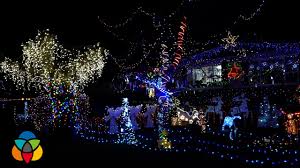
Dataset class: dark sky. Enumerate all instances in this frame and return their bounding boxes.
[0,0,299,106]
[0,0,299,57]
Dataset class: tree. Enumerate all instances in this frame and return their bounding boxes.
[257,96,271,128]
[118,98,137,144]
[1,30,108,128]
[257,96,282,128]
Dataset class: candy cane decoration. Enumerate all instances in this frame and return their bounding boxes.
[173,16,187,67]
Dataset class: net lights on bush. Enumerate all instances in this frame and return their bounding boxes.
[44,80,80,127]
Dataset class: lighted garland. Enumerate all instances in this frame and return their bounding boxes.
[98,0,186,41]
[93,0,268,75]
[98,0,265,45]
[160,44,171,88]
[233,0,266,24]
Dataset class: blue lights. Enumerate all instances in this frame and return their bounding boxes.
[76,125,300,167]
[117,98,137,144]
[179,42,300,72]
[135,76,173,96]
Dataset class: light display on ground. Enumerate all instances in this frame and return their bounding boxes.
[76,126,299,167]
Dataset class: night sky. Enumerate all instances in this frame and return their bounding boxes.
[0,0,299,108]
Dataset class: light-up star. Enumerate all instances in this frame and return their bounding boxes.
[222,31,239,49]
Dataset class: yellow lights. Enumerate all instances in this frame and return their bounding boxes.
[158,139,171,149]
[148,87,155,98]
[158,129,171,149]
[0,30,108,91]
[221,31,239,49]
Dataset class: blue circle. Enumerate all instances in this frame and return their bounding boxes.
[19,131,36,140]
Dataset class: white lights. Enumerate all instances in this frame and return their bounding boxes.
[221,31,239,49]
[1,30,108,91]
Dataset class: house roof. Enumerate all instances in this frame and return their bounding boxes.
[180,42,300,68]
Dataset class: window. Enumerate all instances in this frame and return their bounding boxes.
[194,65,222,84]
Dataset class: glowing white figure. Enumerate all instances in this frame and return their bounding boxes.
[222,115,241,140]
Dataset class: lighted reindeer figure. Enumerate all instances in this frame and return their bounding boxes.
[222,115,241,140]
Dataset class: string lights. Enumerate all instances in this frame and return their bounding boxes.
[108,41,157,71]
[233,0,266,24]
[221,31,239,49]
[160,44,171,90]
[96,0,267,72]
[1,30,108,128]
[173,16,187,67]
[117,98,137,144]
[180,42,300,69]
[1,30,108,91]
[76,125,299,167]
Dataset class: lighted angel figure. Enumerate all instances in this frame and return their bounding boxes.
[145,104,157,128]
[108,107,119,134]
[130,105,142,130]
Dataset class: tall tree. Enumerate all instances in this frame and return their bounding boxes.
[1,30,108,128]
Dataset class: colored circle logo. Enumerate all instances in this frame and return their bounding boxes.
[12,131,43,164]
